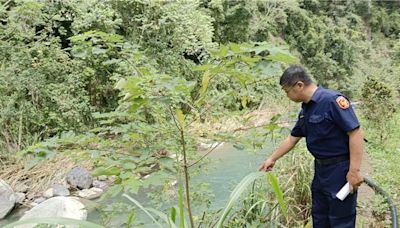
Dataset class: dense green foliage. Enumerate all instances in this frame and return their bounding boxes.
[1,0,399,227]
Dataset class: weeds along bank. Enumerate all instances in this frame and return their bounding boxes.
[360,111,400,226]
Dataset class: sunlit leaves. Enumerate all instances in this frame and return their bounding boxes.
[92,166,121,176]
[193,42,298,109]
[175,109,185,130]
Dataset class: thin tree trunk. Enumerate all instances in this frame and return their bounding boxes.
[180,129,195,228]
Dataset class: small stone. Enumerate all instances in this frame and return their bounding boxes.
[92,180,108,190]
[52,184,70,197]
[66,167,93,189]
[43,188,54,198]
[78,187,103,200]
[15,193,26,204]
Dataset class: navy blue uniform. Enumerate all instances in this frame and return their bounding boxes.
[291,87,360,228]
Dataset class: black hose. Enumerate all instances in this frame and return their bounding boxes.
[363,177,398,228]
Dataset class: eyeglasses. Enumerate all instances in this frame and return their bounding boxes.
[282,81,299,94]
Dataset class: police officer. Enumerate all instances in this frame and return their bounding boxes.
[259,65,364,227]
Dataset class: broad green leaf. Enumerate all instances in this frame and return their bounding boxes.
[240,56,261,65]
[196,72,210,105]
[103,184,123,198]
[232,72,251,86]
[128,98,147,113]
[142,171,170,188]
[3,217,104,228]
[122,162,137,170]
[124,178,141,194]
[102,59,120,65]
[171,207,177,224]
[210,46,229,58]
[91,166,120,176]
[216,172,265,228]
[92,47,107,55]
[254,61,282,76]
[229,43,242,53]
[175,109,185,130]
[246,43,272,54]
[124,78,144,98]
[71,50,87,58]
[267,172,288,220]
[266,47,298,64]
[159,157,175,171]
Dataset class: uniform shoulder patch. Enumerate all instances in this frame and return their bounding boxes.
[336,96,350,109]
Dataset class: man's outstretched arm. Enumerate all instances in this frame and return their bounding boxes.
[259,135,302,172]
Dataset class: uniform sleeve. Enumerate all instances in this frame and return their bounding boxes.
[291,111,306,137]
[329,96,360,132]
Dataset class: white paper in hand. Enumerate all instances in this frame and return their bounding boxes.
[336,182,350,201]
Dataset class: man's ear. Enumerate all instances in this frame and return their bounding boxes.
[297,81,305,89]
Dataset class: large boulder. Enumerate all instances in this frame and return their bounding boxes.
[66,167,93,189]
[0,179,16,219]
[18,196,87,228]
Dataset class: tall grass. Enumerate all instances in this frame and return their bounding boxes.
[121,172,286,227]
[222,146,313,227]
[274,146,313,226]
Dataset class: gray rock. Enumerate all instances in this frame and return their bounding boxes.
[18,196,87,228]
[15,193,26,204]
[0,179,16,219]
[53,184,70,196]
[78,187,103,200]
[92,180,108,190]
[66,167,93,189]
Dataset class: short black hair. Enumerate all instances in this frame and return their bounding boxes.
[280,65,313,87]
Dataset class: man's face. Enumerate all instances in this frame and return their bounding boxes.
[282,81,304,103]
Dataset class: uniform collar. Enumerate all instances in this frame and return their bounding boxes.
[302,86,323,108]
[310,86,323,103]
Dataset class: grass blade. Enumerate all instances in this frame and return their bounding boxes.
[267,172,288,220]
[146,208,178,228]
[216,171,265,228]
[123,193,163,228]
